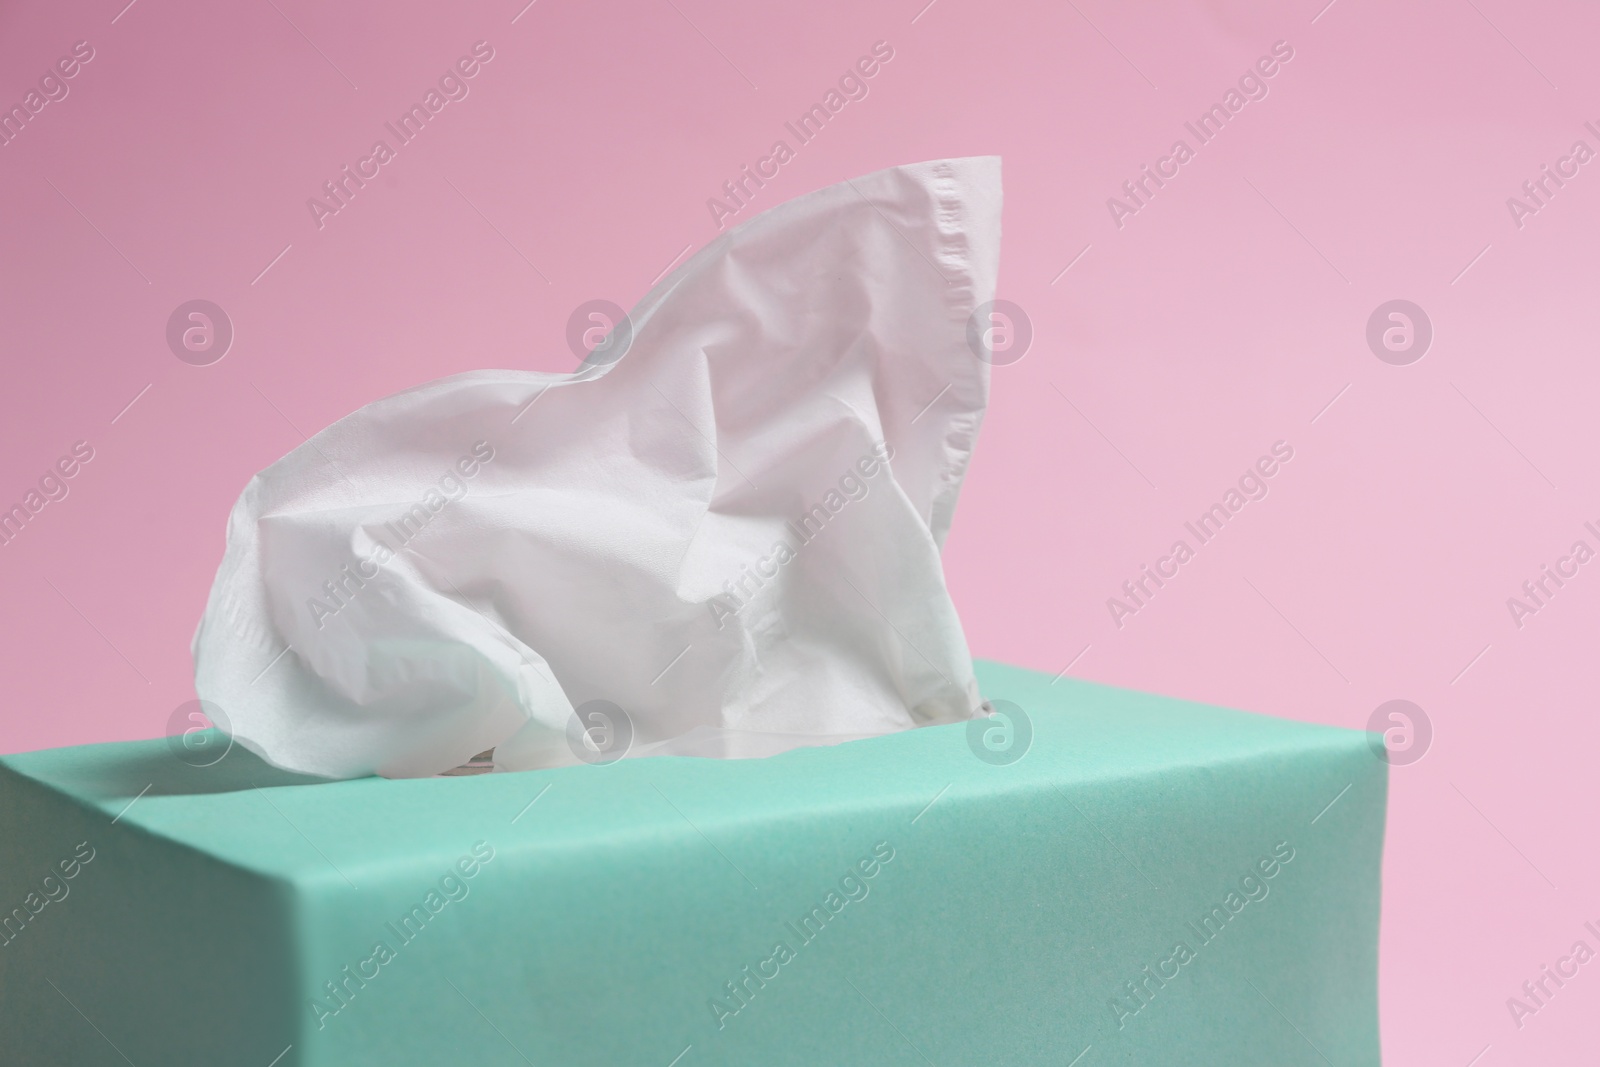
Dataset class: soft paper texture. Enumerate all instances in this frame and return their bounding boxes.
[192,157,1001,778]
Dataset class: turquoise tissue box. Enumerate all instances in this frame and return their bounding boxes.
[0,660,1385,1065]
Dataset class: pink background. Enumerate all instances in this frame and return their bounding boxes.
[2,0,1596,1060]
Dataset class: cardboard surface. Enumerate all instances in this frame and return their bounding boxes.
[0,660,1384,1065]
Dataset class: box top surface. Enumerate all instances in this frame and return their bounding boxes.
[0,661,1370,886]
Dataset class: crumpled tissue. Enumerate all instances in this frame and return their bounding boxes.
[192,155,1003,777]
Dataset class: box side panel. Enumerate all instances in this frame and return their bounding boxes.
[0,765,301,1067]
[282,718,1384,1066]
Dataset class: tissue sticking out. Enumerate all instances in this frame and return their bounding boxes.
[192,156,1004,778]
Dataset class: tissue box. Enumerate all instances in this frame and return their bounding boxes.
[0,661,1384,1066]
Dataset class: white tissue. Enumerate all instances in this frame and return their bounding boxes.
[192,156,1002,778]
